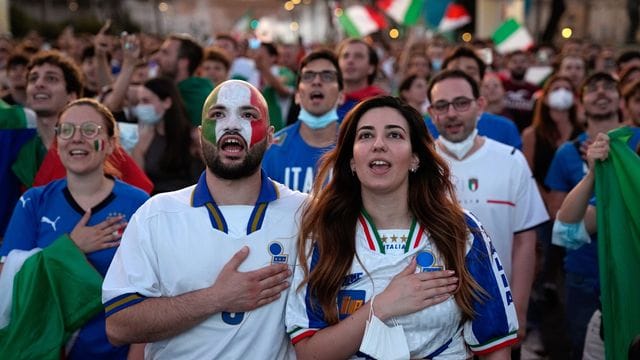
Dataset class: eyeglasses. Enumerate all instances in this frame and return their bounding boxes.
[55,122,103,140]
[430,97,475,115]
[300,70,338,84]
[583,81,617,94]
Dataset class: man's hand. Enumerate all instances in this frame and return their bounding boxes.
[208,246,291,313]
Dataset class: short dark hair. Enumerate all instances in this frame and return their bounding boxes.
[260,42,278,57]
[616,50,640,70]
[427,69,480,102]
[169,34,204,75]
[7,51,30,71]
[296,48,343,91]
[442,45,486,79]
[337,38,379,85]
[28,50,84,97]
[203,46,231,71]
[622,77,640,101]
[580,71,618,98]
[81,45,112,64]
[215,33,239,51]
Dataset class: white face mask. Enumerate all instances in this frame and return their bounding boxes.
[134,104,162,125]
[359,297,410,360]
[438,128,478,160]
[547,88,574,111]
[298,107,338,130]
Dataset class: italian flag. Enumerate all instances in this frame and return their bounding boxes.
[338,5,386,37]
[438,3,471,32]
[377,0,424,26]
[492,18,534,54]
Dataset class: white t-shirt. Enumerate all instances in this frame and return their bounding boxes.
[437,138,549,279]
[103,174,307,360]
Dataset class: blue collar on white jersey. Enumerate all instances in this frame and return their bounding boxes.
[191,170,279,234]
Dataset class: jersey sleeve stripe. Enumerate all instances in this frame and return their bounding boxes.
[469,331,519,355]
[104,292,146,317]
[290,329,318,344]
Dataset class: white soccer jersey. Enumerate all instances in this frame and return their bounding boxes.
[286,211,519,359]
[103,172,307,360]
[438,138,549,279]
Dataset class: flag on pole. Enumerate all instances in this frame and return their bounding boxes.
[338,5,387,37]
[377,0,424,26]
[492,18,534,54]
[438,3,471,32]
[594,127,640,360]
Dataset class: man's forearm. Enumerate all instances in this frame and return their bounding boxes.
[106,287,221,346]
[511,230,537,331]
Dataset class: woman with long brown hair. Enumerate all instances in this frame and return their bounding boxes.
[286,96,518,359]
[522,74,583,215]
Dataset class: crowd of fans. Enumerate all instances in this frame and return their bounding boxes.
[0,23,639,359]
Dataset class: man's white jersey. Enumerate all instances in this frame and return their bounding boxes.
[438,138,549,278]
[286,211,519,358]
[103,172,307,360]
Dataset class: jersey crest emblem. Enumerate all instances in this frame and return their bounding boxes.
[415,250,444,272]
[272,132,287,146]
[268,241,288,264]
[468,178,479,192]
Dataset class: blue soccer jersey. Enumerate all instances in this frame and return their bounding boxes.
[286,211,519,358]
[263,121,334,193]
[0,178,149,360]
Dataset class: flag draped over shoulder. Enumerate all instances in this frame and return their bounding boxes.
[594,127,640,360]
[0,235,104,359]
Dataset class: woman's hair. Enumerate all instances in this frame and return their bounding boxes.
[58,98,121,178]
[531,74,582,144]
[297,95,482,324]
[142,76,192,174]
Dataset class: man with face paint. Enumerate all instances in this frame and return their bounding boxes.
[103,80,307,359]
[262,49,343,193]
[427,70,549,348]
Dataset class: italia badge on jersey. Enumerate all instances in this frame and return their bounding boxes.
[415,250,444,272]
[268,241,288,264]
[468,178,479,192]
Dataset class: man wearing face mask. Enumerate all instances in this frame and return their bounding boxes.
[427,70,549,350]
[502,50,540,132]
[103,80,307,359]
[262,50,343,193]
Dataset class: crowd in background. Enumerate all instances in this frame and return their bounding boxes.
[1,22,639,359]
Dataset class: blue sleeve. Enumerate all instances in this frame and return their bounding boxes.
[463,214,519,354]
[0,189,40,257]
[544,144,572,192]
[424,116,440,139]
[477,113,522,150]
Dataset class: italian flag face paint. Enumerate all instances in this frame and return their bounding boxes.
[201,80,269,149]
[94,139,104,152]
